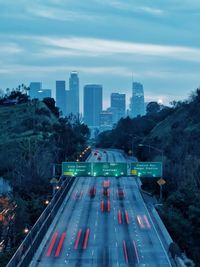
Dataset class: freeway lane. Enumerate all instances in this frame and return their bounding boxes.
[30,149,172,267]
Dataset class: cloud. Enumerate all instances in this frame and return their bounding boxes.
[36,48,98,58]
[31,36,200,62]
[0,64,132,77]
[0,43,23,55]
[95,0,164,16]
[139,6,164,15]
[27,4,99,22]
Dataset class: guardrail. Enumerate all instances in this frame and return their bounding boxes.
[6,148,91,267]
[6,176,75,267]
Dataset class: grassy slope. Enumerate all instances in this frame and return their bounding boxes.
[147,107,186,139]
[0,101,58,171]
[147,107,200,142]
[0,102,57,143]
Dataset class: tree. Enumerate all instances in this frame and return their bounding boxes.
[10,138,54,194]
[43,97,59,117]
[169,242,181,259]
[146,101,161,115]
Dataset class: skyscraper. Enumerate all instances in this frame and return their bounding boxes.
[67,71,79,115]
[29,82,52,100]
[29,82,42,99]
[110,93,126,123]
[56,81,66,116]
[100,111,113,132]
[84,84,103,127]
[130,82,145,117]
[66,90,73,115]
[37,89,51,100]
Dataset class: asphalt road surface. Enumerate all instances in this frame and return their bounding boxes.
[30,149,172,267]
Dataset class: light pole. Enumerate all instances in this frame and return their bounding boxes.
[51,163,61,196]
[128,134,143,156]
[138,143,164,167]
[138,143,164,202]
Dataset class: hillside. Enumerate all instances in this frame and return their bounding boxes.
[0,93,90,266]
[96,89,200,265]
[0,101,58,143]
[0,101,58,172]
[147,104,200,143]
[147,106,187,139]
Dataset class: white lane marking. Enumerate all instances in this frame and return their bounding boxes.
[94,234,96,241]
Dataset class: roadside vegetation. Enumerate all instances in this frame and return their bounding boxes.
[96,89,200,266]
[0,87,90,266]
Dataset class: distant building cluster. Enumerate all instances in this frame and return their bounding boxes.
[29,72,146,134]
[29,82,51,100]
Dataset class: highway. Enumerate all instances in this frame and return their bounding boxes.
[30,149,172,267]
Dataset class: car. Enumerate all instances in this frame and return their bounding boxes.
[89,186,96,198]
[97,156,101,161]
[101,200,110,212]
[103,180,110,188]
[94,152,97,156]
[103,150,106,153]
[102,187,110,197]
[117,188,125,199]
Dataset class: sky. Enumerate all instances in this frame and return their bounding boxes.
[0,0,200,111]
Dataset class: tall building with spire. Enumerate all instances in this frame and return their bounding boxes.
[130,82,145,117]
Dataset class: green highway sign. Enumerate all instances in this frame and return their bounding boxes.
[62,161,162,177]
[62,162,91,177]
[93,162,127,177]
[62,162,128,177]
[131,162,162,177]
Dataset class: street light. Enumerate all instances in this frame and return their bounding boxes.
[138,143,164,203]
[24,227,29,234]
[44,200,49,205]
[128,134,143,155]
[138,143,164,164]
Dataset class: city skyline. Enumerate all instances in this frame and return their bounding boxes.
[29,73,145,112]
[29,73,146,127]
[0,0,200,108]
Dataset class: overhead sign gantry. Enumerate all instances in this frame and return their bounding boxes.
[130,162,162,177]
[62,162,162,177]
[93,162,127,177]
[62,162,91,177]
